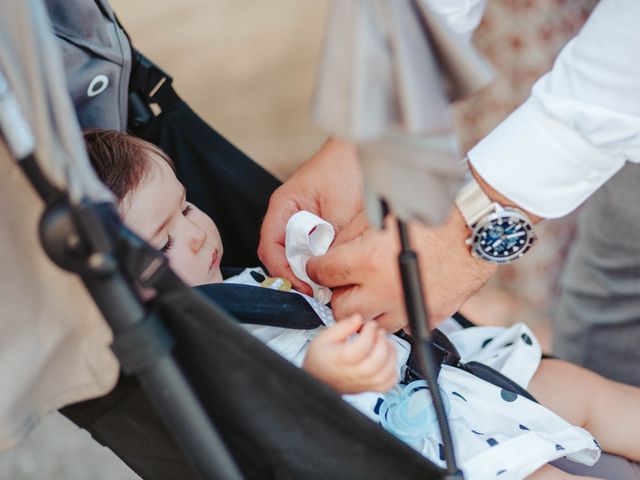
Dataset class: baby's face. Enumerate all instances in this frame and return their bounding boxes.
[122,152,224,286]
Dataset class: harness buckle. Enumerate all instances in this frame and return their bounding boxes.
[398,328,461,383]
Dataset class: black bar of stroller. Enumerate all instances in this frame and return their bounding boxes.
[0,71,243,480]
[396,220,464,480]
[75,226,244,480]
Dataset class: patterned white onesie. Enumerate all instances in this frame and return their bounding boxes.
[224,266,601,480]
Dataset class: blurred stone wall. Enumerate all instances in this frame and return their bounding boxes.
[454,0,597,348]
[112,0,330,179]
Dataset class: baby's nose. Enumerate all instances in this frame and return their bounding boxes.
[189,228,207,253]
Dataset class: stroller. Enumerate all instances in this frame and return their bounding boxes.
[1,1,633,479]
[1,0,451,479]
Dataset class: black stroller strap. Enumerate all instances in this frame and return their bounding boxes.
[128,49,182,131]
[400,328,539,403]
[400,329,462,382]
[451,311,475,329]
[196,283,326,330]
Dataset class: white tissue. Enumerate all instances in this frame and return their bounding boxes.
[285,211,335,304]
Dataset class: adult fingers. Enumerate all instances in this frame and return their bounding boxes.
[333,211,369,247]
[306,239,365,289]
[331,286,382,322]
[259,241,312,294]
[257,194,289,266]
[258,195,314,294]
[258,190,298,264]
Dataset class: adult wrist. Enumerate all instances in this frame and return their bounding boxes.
[447,207,498,276]
[409,209,496,321]
[455,168,538,265]
[468,163,542,224]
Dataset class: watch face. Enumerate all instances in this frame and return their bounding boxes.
[471,209,536,264]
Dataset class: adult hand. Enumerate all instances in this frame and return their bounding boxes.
[306,210,497,332]
[258,137,364,294]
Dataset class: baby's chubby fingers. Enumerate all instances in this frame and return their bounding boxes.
[312,314,363,346]
[340,320,379,364]
[355,329,397,378]
[369,364,399,393]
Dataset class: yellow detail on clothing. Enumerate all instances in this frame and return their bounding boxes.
[260,276,292,292]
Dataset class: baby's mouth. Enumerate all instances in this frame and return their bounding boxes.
[209,249,220,271]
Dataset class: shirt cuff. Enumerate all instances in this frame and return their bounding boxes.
[467,99,626,218]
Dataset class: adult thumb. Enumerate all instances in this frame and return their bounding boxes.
[306,239,361,288]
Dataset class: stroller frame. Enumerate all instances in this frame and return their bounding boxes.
[0,2,464,478]
[1,67,242,478]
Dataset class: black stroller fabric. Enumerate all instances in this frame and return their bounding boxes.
[156,285,442,479]
[46,0,445,477]
[133,95,281,268]
[133,88,443,479]
[57,50,445,479]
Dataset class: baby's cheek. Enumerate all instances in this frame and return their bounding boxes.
[167,252,199,287]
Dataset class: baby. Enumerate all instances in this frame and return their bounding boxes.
[84,129,640,480]
[85,128,398,394]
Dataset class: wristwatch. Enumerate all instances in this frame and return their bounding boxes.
[455,174,537,264]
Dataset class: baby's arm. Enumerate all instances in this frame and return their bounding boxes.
[303,315,398,394]
[529,358,640,463]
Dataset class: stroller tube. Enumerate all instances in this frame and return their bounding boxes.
[397,219,463,479]
[0,68,36,161]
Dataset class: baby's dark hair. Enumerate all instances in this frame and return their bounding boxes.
[83,129,175,201]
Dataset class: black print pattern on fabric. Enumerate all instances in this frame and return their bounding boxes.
[250,270,266,283]
[451,391,467,401]
[500,389,518,402]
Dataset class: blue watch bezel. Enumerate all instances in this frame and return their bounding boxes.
[468,208,537,264]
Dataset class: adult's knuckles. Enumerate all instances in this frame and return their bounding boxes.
[311,258,352,286]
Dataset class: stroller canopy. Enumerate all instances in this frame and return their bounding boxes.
[0,0,118,451]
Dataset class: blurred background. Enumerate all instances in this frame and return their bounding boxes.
[0,0,597,478]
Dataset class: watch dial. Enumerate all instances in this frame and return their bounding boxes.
[474,216,533,262]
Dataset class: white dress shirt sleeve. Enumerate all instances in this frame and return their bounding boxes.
[468,0,640,218]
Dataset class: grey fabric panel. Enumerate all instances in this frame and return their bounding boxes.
[553,304,640,386]
[554,453,640,480]
[0,0,118,451]
[553,162,640,384]
[44,0,131,131]
[0,0,114,201]
[560,162,640,302]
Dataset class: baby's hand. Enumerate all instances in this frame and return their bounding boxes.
[303,314,398,394]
